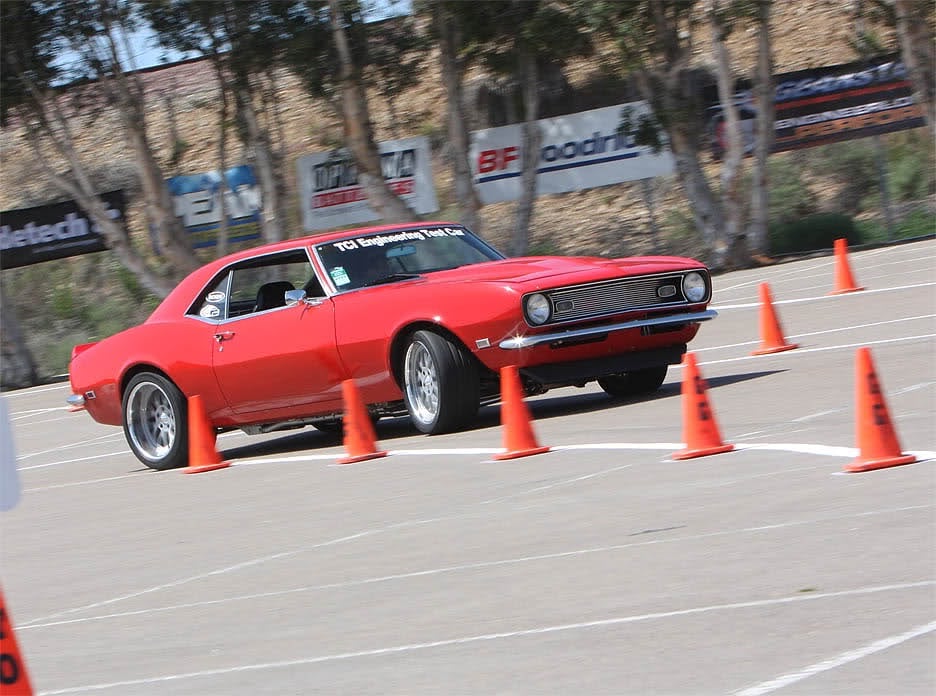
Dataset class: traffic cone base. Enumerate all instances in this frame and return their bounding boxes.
[672,443,735,460]
[183,395,230,474]
[496,365,550,460]
[672,353,733,460]
[752,282,799,356]
[845,453,916,473]
[494,445,551,461]
[844,347,917,474]
[338,379,387,465]
[752,343,799,355]
[828,286,866,295]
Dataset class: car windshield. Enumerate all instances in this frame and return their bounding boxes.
[314,225,505,291]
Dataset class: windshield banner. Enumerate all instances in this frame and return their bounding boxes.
[296,136,440,232]
[0,190,123,269]
[469,102,675,205]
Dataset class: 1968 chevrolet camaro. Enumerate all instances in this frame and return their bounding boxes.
[67,222,717,469]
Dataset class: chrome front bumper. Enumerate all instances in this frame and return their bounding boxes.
[498,309,718,350]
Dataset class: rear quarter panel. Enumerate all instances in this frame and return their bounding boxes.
[68,319,225,426]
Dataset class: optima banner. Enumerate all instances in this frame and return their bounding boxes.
[296,136,439,232]
[470,102,675,205]
[0,191,124,269]
[707,55,926,158]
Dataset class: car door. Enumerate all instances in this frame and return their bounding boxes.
[207,251,346,417]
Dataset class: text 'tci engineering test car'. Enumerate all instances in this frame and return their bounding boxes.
[67,223,717,470]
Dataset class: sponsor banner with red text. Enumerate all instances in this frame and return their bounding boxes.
[296,136,439,232]
[707,55,926,159]
[469,102,675,205]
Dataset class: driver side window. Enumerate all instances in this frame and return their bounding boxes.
[189,249,323,321]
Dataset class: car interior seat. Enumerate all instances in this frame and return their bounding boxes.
[253,280,296,312]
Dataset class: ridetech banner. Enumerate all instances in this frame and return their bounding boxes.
[0,191,124,269]
[296,136,439,232]
[469,102,676,205]
[707,55,926,158]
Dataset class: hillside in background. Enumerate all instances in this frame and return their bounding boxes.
[1,0,933,385]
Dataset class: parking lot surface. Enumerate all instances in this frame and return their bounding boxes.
[2,239,934,695]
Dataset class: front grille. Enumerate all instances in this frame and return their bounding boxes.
[545,273,693,324]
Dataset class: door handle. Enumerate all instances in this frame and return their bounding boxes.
[214,331,235,344]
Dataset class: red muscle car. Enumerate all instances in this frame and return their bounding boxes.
[67,222,717,470]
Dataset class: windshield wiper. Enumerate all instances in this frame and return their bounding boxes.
[361,273,421,287]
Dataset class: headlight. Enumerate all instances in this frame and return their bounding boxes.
[682,272,707,302]
[524,293,551,325]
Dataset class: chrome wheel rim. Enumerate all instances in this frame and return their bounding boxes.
[126,381,176,462]
[404,341,439,425]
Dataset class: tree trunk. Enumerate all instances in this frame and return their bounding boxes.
[893,0,936,141]
[512,49,541,257]
[710,1,747,269]
[0,276,39,388]
[216,86,230,259]
[234,83,285,243]
[433,3,482,235]
[328,0,416,224]
[749,0,775,258]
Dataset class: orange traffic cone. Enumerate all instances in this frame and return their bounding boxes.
[494,365,550,460]
[752,282,799,355]
[844,347,917,473]
[182,394,230,474]
[672,353,734,460]
[0,586,34,695]
[337,379,387,465]
[828,238,865,295]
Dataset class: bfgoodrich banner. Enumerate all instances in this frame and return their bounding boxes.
[0,191,124,269]
[297,136,439,232]
[470,102,675,205]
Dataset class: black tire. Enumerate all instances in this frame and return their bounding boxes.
[402,330,480,434]
[598,365,668,398]
[122,372,188,470]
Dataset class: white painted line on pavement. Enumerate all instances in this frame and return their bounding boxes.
[713,281,936,310]
[21,504,932,632]
[688,333,935,368]
[694,314,936,352]
[734,619,936,696]
[35,581,936,694]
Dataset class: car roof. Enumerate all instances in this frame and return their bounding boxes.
[149,221,462,321]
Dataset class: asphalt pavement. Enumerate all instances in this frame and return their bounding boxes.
[2,238,934,695]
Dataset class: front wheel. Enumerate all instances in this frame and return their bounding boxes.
[122,372,188,470]
[402,330,480,434]
[598,365,668,398]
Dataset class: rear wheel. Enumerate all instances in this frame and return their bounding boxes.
[598,365,668,398]
[402,330,479,434]
[122,372,188,470]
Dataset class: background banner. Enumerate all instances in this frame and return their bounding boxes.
[0,190,123,269]
[469,102,675,205]
[707,55,926,158]
[297,136,439,232]
[166,165,263,248]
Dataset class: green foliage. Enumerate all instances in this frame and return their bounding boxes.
[856,210,936,244]
[766,155,817,225]
[769,213,862,255]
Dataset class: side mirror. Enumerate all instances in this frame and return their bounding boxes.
[285,288,323,307]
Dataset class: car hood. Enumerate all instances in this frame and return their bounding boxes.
[426,256,704,287]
